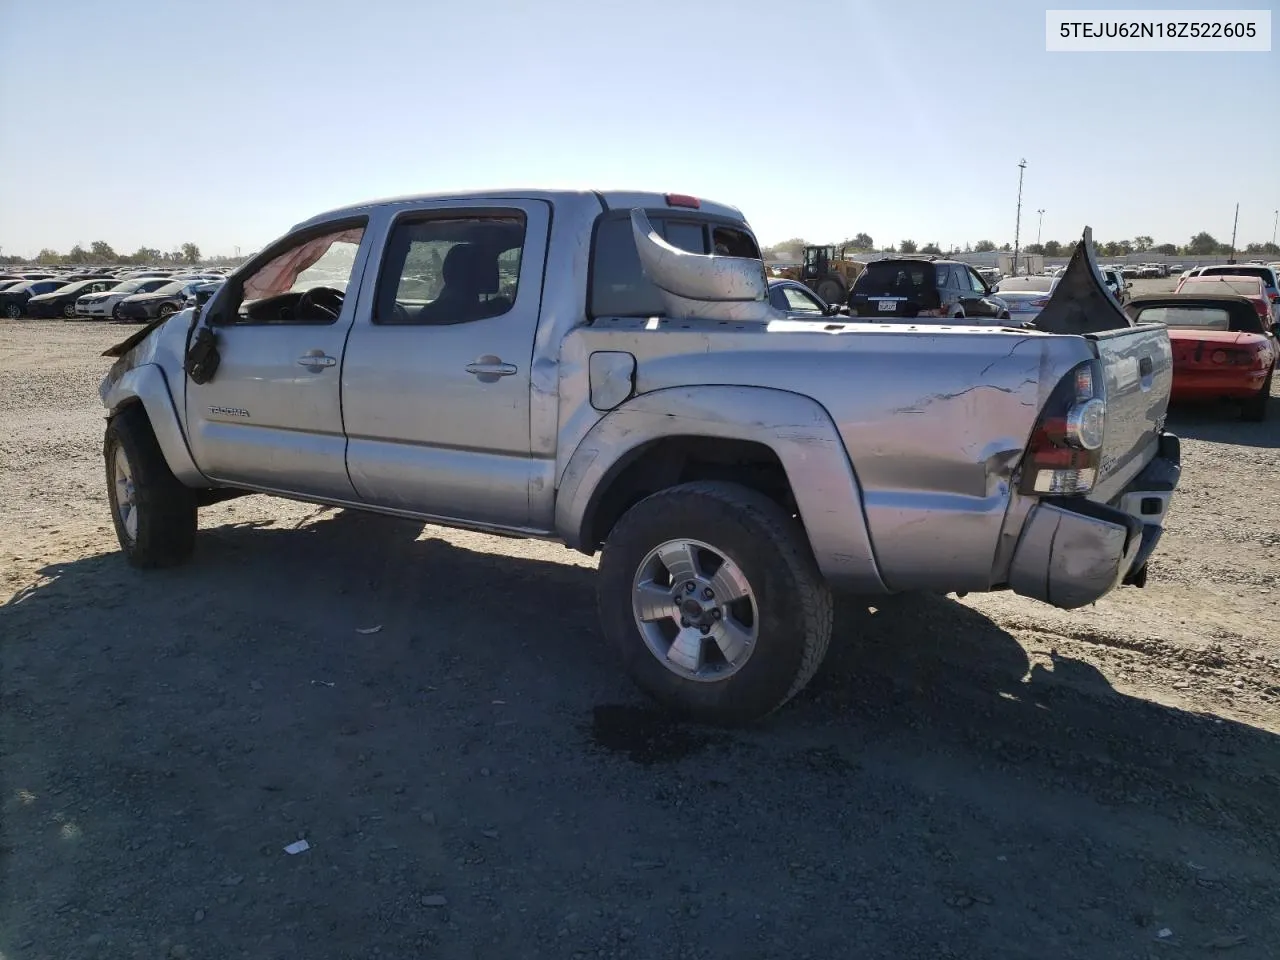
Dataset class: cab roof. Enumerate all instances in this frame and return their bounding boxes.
[294,189,746,231]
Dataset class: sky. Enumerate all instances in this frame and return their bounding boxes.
[0,0,1276,257]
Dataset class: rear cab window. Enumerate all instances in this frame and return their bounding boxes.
[588,211,761,318]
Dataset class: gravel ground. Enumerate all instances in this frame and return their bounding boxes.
[3,290,1279,960]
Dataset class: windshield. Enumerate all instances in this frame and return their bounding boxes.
[110,280,147,294]
[1180,276,1263,297]
[996,277,1055,293]
[853,262,932,297]
[150,281,186,296]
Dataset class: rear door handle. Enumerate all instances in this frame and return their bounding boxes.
[466,356,517,382]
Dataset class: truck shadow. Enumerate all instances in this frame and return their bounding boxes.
[4,507,1279,953]
[1166,400,1280,447]
[7,509,1277,817]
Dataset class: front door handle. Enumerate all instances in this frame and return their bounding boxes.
[465,355,517,383]
[297,351,337,370]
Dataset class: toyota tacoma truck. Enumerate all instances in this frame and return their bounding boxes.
[99,189,1180,724]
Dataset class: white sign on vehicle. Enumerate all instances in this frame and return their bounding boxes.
[877,300,896,311]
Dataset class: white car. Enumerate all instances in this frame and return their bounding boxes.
[76,277,175,319]
[992,275,1061,321]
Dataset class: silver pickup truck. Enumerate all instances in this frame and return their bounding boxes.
[99,189,1180,724]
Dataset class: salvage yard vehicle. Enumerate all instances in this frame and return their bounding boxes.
[99,189,1181,724]
[1183,263,1280,325]
[775,245,866,305]
[1125,294,1275,421]
[992,274,1061,323]
[77,277,175,319]
[0,278,70,317]
[113,278,219,323]
[27,277,119,318]
[766,278,842,317]
[848,257,1011,321]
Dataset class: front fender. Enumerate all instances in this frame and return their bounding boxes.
[555,385,887,593]
[102,363,206,487]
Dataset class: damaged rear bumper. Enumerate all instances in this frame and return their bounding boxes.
[1008,433,1180,609]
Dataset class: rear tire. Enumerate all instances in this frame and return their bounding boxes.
[105,406,198,568]
[597,481,833,726]
[1240,371,1272,422]
[157,303,177,320]
[62,303,76,319]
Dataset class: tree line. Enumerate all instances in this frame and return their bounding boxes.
[762,232,1280,261]
[0,240,243,267]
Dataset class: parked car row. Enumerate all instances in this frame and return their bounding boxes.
[0,269,225,321]
[766,253,1276,425]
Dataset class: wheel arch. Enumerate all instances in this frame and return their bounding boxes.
[556,385,887,593]
[103,364,206,487]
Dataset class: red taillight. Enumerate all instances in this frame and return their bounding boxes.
[1019,360,1106,496]
[664,193,700,209]
[1210,347,1252,365]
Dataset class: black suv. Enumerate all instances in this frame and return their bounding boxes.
[848,258,1009,321]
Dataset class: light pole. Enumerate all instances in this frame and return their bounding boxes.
[1272,209,1277,247]
[1036,209,1045,247]
[1012,159,1027,276]
[1229,202,1239,262]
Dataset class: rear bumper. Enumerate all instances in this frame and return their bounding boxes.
[1008,433,1180,609]
[1172,370,1269,400]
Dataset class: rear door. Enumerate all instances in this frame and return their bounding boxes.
[339,199,550,530]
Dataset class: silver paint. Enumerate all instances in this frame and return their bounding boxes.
[99,189,1178,609]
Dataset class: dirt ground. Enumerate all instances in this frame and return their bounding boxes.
[3,291,1279,959]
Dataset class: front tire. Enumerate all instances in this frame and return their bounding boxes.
[597,481,833,725]
[62,303,76,319]
[111,302,123,320]
[1240,371,1272,422]
[105,406,198,568]
[4,303,20,319]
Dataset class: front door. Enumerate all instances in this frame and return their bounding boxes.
[184,221,372,500]
[339,199,551,530]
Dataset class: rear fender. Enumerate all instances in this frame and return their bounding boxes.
[555,385,887,592]
[103,363,206,487]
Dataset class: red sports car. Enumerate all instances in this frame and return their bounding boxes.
[1125,294,1277,421]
